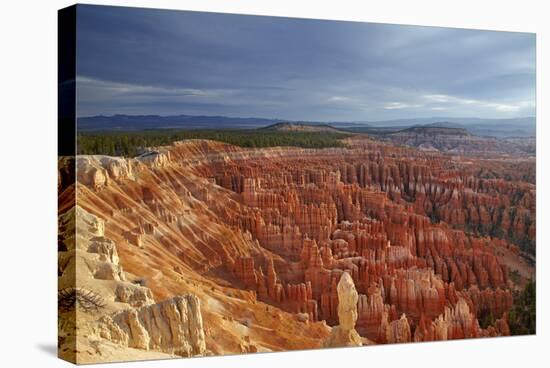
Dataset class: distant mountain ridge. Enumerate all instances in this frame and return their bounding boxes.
[78,114,535,138]
[261,122,344,133]
[78,114,281,131]
[423,121,465,129]
[374,124,535,155]
[363,117,535,138]
[397,125,471,136]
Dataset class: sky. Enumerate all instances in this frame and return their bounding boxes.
[76,5,536,121]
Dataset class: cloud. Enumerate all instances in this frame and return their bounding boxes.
[75,5,536,120]
[77,76,224,98]
[420,93,532,114]
[487,103,520,112]
[384,102,421,110]
[327,96,355,103]
[423,94,481,106]
[424,94,450,103]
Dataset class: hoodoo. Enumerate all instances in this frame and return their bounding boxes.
[325,272,363,347]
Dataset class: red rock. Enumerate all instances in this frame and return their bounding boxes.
[68,138,532,352]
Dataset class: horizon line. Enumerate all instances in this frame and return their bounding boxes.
[77,113,536,122]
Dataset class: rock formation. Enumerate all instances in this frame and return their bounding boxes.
[385,314,412,344]
[98,294,206,357]
[325,272,363,347]
[58,205,209,363]
[59,134,534,362]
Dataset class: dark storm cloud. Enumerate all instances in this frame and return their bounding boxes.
[76,5,536,120]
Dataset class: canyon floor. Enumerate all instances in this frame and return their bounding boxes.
[58,132,535,363]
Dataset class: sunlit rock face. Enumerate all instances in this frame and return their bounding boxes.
[59,136,534,362]
[325,272,363,347]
